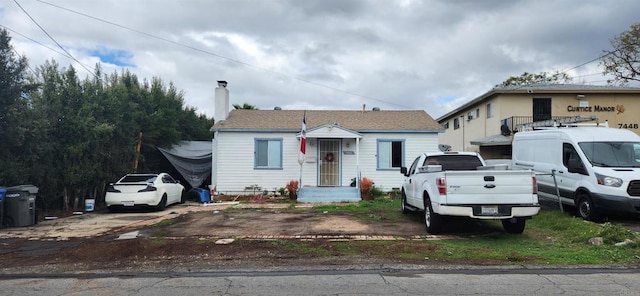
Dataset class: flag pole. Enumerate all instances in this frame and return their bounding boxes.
[298,110,307,194]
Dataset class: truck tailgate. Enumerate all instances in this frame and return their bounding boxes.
[443,170,536,205]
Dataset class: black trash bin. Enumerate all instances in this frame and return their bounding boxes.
[4,185,38,227]
[0,187,6,228]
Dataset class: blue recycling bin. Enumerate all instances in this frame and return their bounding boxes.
[0,187,6,229]
[188,188,211,203]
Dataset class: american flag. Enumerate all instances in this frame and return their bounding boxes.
[299,111,306,164]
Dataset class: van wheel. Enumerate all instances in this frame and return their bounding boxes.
[502,218,526,234]
[401,191,411,214]
[424,197,443,234]
[577,193,601,222]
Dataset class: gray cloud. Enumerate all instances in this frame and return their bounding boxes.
[2,0,639,119]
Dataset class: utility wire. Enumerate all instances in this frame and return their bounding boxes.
[2,25,72,60]
[559,53,610,73]
[1,26,39,78]
[14,0,99,80]
[2,25,118,77]
[36,0,414,110]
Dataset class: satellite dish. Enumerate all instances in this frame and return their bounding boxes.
[438,144,452,152]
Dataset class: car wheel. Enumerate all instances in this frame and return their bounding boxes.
[180,190,186,204]
[156,194,168,211]
[577,192,601,222]
[424,196,443,234]
[401,191,411,214]
[107,206,118,213]
[502,218,526,234]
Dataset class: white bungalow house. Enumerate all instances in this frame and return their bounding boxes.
[210,81,443,202]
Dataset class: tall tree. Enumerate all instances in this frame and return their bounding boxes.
[601,22,640,84]
[495,71,572,88]
[0,28,34,185]
[1,29,214,211]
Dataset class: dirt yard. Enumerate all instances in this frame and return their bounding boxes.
[3,199,637,274]
[0,200,488,273]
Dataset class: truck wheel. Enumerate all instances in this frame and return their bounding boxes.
[502,218,526,234]
[401,191,411,214]
[424,197,443,234]
[576,193,601,222]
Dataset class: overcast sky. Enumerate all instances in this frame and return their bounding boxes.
[2,0,639,119]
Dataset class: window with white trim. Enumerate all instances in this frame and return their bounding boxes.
[255,138,282,169]
[377,139,404,169]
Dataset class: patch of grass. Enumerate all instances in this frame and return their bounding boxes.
[152,218,177,227]
[527,211,639,245]
[150,238,167,247]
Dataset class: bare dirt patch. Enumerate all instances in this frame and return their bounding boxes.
[152,208,426,238]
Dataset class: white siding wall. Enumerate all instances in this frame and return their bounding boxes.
[357,133,439,191]
[214,132,303,193]
[213,131,439,193]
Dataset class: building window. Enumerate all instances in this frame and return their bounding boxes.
[486,103,494,118]
[453,118,460,130]
[443,121,449,129]
[255,138,282,169]
[377,139,404,169]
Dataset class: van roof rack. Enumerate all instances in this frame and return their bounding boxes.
[518,116,608,131]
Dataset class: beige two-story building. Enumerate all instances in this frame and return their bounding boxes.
[436,84,640,159]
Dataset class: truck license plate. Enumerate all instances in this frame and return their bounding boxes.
[123,201,134,207]
[481,206,498,215]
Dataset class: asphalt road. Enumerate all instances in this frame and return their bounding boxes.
[1,267,639,295]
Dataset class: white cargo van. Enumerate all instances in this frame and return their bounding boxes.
[512,127,640,221]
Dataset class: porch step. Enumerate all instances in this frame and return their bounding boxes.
[297,187,361,203]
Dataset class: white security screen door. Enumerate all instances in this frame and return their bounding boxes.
[318,139,340,186]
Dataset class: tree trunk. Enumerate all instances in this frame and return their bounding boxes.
[63,187,69,212]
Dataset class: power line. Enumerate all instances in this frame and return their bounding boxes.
[559,53,609,73]
[1,25,72,60]
[35,0,414,110]
[1,24,119,77]
[1,26,40,78]
[12,0,98,80]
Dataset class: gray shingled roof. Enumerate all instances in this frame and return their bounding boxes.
[212,110,443,132]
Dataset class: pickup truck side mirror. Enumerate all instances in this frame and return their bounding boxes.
[400,167,408,176]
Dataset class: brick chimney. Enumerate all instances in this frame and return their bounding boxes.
[214,81,229,123]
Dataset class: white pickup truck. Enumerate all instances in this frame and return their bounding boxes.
[400,151,540,234]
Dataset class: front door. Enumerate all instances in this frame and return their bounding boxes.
[319,139,340,186]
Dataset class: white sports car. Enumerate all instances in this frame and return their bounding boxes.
[105,173,185,212]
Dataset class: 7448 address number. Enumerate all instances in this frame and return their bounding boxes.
[618,123,639,129]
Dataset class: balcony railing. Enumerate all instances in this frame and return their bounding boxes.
[501,116,578,134]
